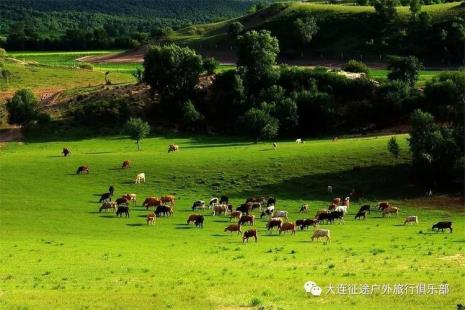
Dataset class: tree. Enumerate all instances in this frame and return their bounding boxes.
[387,56,423,87]
[409,0,422,20]
[132,68,143,84]
[202,57,219,75]
[182,99,202,125]
[343,60,370,76]
[6,89,39,125]
[143,44,203,104]
[293,17,318,56]
[228,22,244,37]
[124,118,150,151]
[0,67,12,88]
[408,109,460,182]
[237,30,280,93]
[239,108,279,142]
[387,136,400,158]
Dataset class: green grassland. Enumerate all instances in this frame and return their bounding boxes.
[0,134,463,309]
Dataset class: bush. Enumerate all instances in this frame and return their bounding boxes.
[0,48,6,57]
[239,108,279,142]
[69,98,130,126]
[202,57,219,75]
[6,89,39,125]
[343,60,370,76]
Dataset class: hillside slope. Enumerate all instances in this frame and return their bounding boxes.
[169,1,465,63]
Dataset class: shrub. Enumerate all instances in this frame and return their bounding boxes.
[6,89,39,125]
[343,60,370,76]
[69,98,130,126]
[239,108,279,142]
[387,136,400,158]
[202,57,219,75]
[78,63,94,70]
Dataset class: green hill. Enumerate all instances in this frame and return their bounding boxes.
[169,1,465,63]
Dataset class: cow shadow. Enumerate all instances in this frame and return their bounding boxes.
[126,223,143,227]
[99,215,115,219]
[83,151,112,155]
[211,234,228,237]
[87,211,100,214]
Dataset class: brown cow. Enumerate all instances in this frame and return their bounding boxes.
[99,201,117,212]
[299,204,309,213]
[161,195,175,206]
[147,213,156,225]
[212,204,228,216]
[224,224,242,234]
[378,202,390,210]
[266,218,282,232]
[143,197,162,210]
[279,222,296,235]
[332,197,342,205]
[315,209,330,217]
[238,215,255,226]
[62,148,71,157]
[230,211,242,222]
[116,197,128,205]
[122,160,130,169]
[76,165,89,174]
[187,214,203,225]
[242,229,257,243]
[299,219,319,230]
[168,144,179,153]
[382,206,399,217]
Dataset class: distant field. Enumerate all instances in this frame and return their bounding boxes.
[0,134,463,309]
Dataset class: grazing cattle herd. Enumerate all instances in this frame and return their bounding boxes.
[63,146,454,245]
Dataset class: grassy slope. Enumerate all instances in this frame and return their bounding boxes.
[0,60,135,100]
[169,2,464,45]
[0,135,463,309]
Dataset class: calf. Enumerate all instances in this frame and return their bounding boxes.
[279,222,296,235]
[116,197,128,205]
[194,216,204,228]
[147,213,156,225]
[404,216,418,225]
[358,204,371,214]
[355,210,367,220]
[332,197,342,205]
[230,211,242,222]
[168,144,179,152]
[266,218,282,232]
[242,229,257,243]
[99,192,112,203]
[238,215,255,226]
[76,165,89,174]
[224,224,242,234]
[62,148,71,157]
[135,173,145,184]
[299,204,309,213]
[312,229,330,242]
[296,138,303,143]
[122,193,137,205]
[108,185,115,196]
[267,197,276,207]
[432,221,452,233]
[299,219,319,230]
[161,195,175,206]
[122,160,130,169]
[116,205,129,217]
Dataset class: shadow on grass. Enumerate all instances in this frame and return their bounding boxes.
[99,215,115,218]
[83,151,112,155]
[126,223,143,227]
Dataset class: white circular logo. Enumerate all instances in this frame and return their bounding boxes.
[304,281,322,296]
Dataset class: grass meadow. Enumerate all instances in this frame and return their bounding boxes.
[0,134,463,309]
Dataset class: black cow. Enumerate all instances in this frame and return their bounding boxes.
[355,210,367,220]
[432,221,452,233]
[358,204,370,214]
[237,203,251,215]
[99,192,112,203]
[220,196,229,204]
[267,197,276,207]
[194,215,204,228]
[116,205,129,217]
[62,148,71,157]
[316,212,331,224]
[155,205,173,217]
[109,185,115,196]
[328,211,344,224]
[299,219,319,230]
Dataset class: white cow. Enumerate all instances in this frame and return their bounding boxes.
[296,138,303,143]
[209,197,219,209]
[404,216,418,225]
[334,205,348,214]
[135,173,145,184]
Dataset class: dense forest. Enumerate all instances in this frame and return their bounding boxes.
[0,0,264,50]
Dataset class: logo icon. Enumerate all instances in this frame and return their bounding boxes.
[304,281,322,296]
